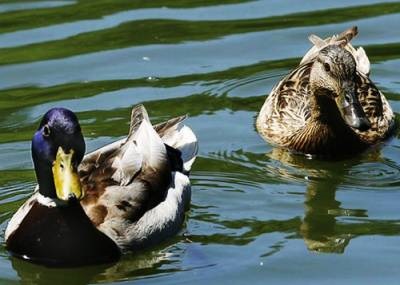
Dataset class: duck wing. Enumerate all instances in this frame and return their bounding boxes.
[79,106,197,178]
[257,62,313,145]
[154,115,198,173]
[355,72,395,143]
[79,105,171,225]
[78,105,198,249]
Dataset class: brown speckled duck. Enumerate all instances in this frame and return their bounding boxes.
[256,26,394,156]
[5,105,198,266]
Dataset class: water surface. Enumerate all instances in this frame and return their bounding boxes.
[0,1,399,284]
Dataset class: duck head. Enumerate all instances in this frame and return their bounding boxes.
[309,45,371,131]
[31,108,85,202]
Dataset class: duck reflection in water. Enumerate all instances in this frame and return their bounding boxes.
[268,148,369,254]
[10,245,176,284]
[301,179,354,253]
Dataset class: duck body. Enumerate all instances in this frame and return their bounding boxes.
[5,105,198,266]
[256,27,394,156]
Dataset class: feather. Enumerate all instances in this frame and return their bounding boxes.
[355,47,370,75]
[127,104,150,140]
[132,118,167,170]
[99,172,191,251]
[111,141,142,186]
[308,34,326,48]
[5,192,38,241]
[156,118,198,173]
[79,105,197,249]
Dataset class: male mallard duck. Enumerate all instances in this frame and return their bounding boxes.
[5,105,198,266]
[256,26,394,156]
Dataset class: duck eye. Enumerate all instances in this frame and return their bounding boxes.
[324,63,331,72]
[43,125,51,137]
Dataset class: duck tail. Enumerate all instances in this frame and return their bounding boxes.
[336,26,358,45]
[355,47,370,75]
[127,104,150,140]
[154,116,198,174]
[302,26,360,65]
[308,34,326,48]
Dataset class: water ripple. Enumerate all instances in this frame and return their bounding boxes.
[263,148,400,190]
[1,0,395,48]
[344,161,400,189]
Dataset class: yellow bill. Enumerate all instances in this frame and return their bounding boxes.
[52,147,83,201]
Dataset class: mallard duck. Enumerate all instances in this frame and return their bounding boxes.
[5,105,198,266]
[256,26,394,156]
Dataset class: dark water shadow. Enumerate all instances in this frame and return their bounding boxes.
[9,241,183,285]
[10,257,112,285]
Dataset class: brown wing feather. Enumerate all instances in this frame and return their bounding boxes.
[78,108,189,228]
[257,62,313,146]
[354,72,394,143]
[79,143,144,226]
[154,115,187,138]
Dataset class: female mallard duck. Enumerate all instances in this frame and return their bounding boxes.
[5,105,198,266]
[256,26,394,156]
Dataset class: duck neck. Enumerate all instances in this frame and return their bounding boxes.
[32,157,57,199]
[310,90,345,127]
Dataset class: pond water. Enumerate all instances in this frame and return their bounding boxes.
[0,1,399,284]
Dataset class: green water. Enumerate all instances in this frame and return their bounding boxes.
[0,1,400,284]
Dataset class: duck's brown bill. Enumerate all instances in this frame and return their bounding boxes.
[338,88,371,131]
[52,147,83,201]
